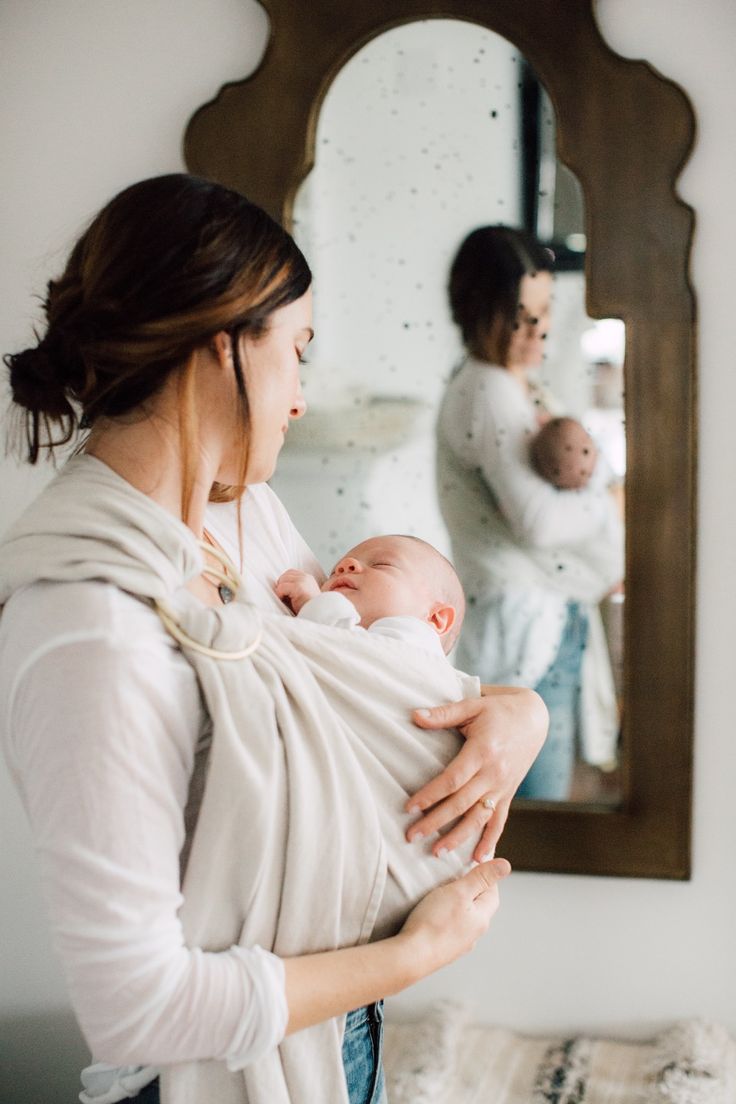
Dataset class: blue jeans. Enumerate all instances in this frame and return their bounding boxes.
[342,1001,387,1104]
[516,601,589,800]
[124,1002,387,1104]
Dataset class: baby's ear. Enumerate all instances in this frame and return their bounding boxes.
[428,603,456,639]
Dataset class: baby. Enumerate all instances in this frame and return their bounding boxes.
[530,415,598,490]
[275,534,465,658]
[274,536,485,943]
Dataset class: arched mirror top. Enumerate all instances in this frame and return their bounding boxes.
[184,0,697,878]
[185,0,695,318]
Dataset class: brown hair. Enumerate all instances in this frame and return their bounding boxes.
[5,173,311,516]
[448,225,554,366]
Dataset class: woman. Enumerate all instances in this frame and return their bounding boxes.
[0,178,545,1104]
[436,226,623,801]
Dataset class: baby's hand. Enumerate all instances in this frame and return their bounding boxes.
[274,569,321,614]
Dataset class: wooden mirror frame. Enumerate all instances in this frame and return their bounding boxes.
[184,0,697,878]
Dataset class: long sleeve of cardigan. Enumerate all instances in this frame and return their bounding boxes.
[0,579,288,1067]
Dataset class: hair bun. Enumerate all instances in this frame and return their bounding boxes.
[6,337,75,419]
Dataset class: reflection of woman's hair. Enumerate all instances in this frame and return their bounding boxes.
[5,173,311,513]
[449,225,553,366]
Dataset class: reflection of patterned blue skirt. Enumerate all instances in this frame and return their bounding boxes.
[127,1000,387,1104]
[343,1001,387,1104]
[517,601,589,801]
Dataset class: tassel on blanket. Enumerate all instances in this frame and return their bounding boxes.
[383,1001,470,1104]
[644,1019,736,1104]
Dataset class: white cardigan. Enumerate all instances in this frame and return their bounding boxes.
[0,457,476,1104]
[437,359,624,764]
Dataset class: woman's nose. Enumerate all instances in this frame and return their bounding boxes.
[335,557,361,575]
[290,380,307,420]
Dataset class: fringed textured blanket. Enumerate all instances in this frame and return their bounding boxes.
[384,1002,736,1104]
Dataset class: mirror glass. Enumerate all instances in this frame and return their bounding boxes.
[270,19,627,805]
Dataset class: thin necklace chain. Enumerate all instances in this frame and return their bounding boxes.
[200,529,240,604]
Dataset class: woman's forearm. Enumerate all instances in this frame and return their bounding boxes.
[282,932,418,1035]
[283,858,510,1035]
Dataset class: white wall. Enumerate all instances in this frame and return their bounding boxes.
[1,1,735,1098]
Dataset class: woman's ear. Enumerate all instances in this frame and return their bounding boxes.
[428,603,457,639]
[210,331,233,369]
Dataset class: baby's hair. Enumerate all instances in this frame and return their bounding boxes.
[393,534,466,654]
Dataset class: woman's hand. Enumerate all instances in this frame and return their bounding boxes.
[399,858,511,971]
[609,481,625,521]
[282,859,510,1034]
[405,687,548,862]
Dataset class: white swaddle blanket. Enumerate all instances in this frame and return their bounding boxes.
[0,456,478,1104]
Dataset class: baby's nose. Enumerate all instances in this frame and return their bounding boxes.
[336,557,360,575]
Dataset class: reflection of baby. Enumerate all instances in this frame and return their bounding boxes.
[530,415,598,490]
[275,534,465,658]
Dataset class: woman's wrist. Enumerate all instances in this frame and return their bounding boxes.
[281,933,422,1036]
[389,927,438,988]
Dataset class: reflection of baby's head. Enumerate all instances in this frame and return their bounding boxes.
[321,534,465,654]
[530,416,597,490]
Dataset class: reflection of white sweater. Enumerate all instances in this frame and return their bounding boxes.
[437,359,624,763]
[297,590,447,660]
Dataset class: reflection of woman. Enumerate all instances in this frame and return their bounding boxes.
[0,179,545,1104]
[436,226,623,800]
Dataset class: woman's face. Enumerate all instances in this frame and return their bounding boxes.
[227,289,313,484]
[505,271,553,370]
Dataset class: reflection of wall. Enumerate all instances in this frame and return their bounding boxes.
[283,21,529,564]
[284,21,615,566]
[293,20,522,410]
[538,86,586,244]
[1,4,736,1099]
[540,271,596,413]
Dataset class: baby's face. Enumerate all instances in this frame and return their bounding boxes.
[322,536,440,629]
[532,416,597,490]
